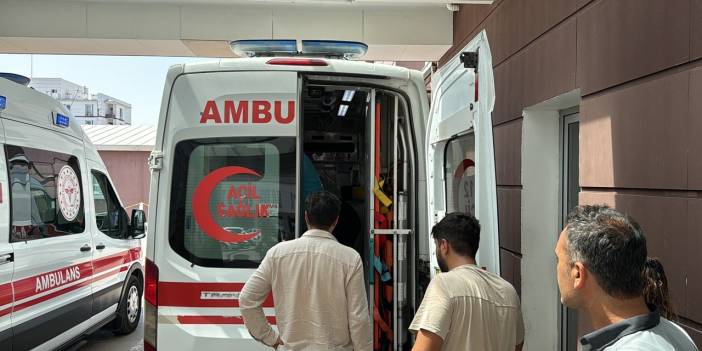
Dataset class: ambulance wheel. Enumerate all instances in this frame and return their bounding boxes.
[113,274,142,335]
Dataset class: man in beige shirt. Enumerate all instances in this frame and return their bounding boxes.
[410,213,524,351]
[240,191,372,351]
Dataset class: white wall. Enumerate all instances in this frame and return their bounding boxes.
[30,78,88,100]
[521,109,561,351]
[520,90,581,351]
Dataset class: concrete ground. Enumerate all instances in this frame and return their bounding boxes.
[68,314,144,351]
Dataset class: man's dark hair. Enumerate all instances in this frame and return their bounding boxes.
[566,205,647,298]
[431,212,480,258]
[305,191,341,229]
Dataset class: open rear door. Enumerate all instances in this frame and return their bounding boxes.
[425,31,499,277]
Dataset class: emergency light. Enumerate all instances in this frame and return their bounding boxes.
[0,96,6,111]
[54,113,70,128]
[300,40,367,59]
[230,40,297,57]
[230,39,368,59]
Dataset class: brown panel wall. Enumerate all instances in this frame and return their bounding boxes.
[453,4,495,47]
[580,191,693,323]
[687,198,702,323]
[493,119,522,186]
[481,0,519,66]
[493,53,524,125]
[445,0,702,344]
[576,0,593,10]
[98,151,151,216]
[497,187,521,254]
[576,0,690,95]
[580,71,689,189]
[693,0,702,60]
[521,18,577,107]
[690,67,702,190]
[491,17,577,127]
[443,0,575,67]
[500,249,522,296]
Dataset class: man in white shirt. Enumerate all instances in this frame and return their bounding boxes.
[240,191,372,351]
[410,213,525,351]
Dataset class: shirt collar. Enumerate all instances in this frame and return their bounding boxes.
[580,309,660,351]
[301,229,338,241]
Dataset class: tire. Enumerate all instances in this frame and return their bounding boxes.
[112,274,142,335]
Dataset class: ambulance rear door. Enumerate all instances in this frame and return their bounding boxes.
[154,70,298,350]
[425,31,500,277]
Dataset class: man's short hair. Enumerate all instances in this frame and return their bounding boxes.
[431,212,480,258]
[566,205,647,298]
[305,191,341,229]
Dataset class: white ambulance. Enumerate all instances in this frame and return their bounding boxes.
[0,73,146,350]
[146,33,499,351]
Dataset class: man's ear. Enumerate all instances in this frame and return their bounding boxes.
[304,212,309,226]
[438,238,448,254]
[573,262,587,290]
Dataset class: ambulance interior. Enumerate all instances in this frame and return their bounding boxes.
[300,81,418,350]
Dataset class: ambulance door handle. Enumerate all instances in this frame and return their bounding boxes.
[0,253,12,265]
[80,245,92,252]
[96,243,106,250]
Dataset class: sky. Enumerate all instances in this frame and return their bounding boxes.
[0,54,210,126]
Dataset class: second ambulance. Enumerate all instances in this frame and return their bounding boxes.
[145,33,499,351]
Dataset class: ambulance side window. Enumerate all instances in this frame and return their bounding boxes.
[92,171,127,238]
[6,145,86,242]
[169,137,296,268]
[444,134,476,215]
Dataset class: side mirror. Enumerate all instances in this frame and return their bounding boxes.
[130,209,146,239]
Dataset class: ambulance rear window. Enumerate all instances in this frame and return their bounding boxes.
[169,137,296,268]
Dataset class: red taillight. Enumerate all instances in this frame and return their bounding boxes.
[144,341,157,351]
[144,258,159,350]
[266,58,328,66]
[145,258,158,306]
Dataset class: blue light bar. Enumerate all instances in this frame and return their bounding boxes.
[54,113,70,128]
[301,40,368,59]
[0,96,6,111]
[229,40,297,57]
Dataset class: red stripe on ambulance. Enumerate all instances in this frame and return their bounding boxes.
[176,315,277,325]
[158,282,274,308]
[0,249,140,318]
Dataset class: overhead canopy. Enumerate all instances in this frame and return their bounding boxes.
[0,0,492,61]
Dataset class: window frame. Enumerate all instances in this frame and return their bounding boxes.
[442,133,476,216]
[91,170,128,239]
[6,144,86,242]
[168,136,297,269]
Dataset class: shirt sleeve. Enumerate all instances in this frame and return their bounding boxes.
[346,256,373,351]
[408,276,452,340]
[239,252,279,347]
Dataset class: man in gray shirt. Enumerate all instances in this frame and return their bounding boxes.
[555,205,698,351]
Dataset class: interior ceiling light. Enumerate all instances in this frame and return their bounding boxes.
[342,90,356,102]
[338,104,349,117]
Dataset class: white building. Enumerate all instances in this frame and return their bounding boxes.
[29,78,132,125]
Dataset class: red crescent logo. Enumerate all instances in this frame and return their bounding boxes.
[452,159,476,212]
[192,166,262,243]
[453,159,475,179]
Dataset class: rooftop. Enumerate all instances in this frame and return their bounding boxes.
[82,125,155,151]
